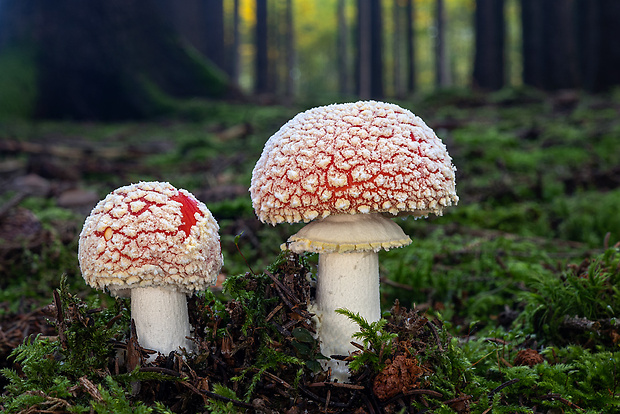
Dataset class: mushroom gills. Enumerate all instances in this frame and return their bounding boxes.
[284,213,412,253]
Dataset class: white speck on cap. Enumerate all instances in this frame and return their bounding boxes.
[250,101,458,224]
[78,181,223,295]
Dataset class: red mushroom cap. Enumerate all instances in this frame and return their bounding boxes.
[78,181,222,294]
[250,101,458,225]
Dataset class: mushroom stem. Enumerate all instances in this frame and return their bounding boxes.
[315,250,380,382]
[131,287,193,358]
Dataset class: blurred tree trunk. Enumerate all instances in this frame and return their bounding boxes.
[357,0,372,99]
[357,0,383,99]
[576,0,620,92]
[338,0,349,95]
[393,0,404,98]
[598,0,620,90]
[229,0,241,85]
[434,0,451,88]
[283,0,295,102]
[370,0,384,99]
[156,0,225,72]
[205,0,225,71]
[406,0,416,94]
[157,0,208,55]
[473,0,505,91]
[542,0,577,89]
[515,0,620,92]
[521,0,544,88]
[255,0,269,95]
[0,0,231,120]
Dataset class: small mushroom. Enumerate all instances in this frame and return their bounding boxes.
[78,181,223,358]
[250,101,458,381]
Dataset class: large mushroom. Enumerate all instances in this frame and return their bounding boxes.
[78,181,223,358]
[250,101,458,381]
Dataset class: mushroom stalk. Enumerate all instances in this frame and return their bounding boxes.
[286,214,410,382]
[315,250,380,381]
[131,287,193,357]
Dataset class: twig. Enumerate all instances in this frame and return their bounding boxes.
[402,389,443,398]
[441,394,472,406]
[427,320,443,352]
[484,337,509,345]
[139,366,182,377]
[265,271,311,319]
[262,370,292,389]
[488,378,519,400]
[307,382,365,390]
[265,303,284,322]
[298,384,352,408]
[52,290,67,349]
[234,233,256,275]
[534,393,584,411]
[380,277,413,291]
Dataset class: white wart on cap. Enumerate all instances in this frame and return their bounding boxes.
[250,101,458,382]
[79,181,223,358]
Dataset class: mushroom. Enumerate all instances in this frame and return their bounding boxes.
[250,101,458,381]
[78,181,223,358]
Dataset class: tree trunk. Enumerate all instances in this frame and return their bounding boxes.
[338,0,349,95]
[598,0,620,90]
[0,0,231,121]
[255,0,269,95]
[522,0,582,91]
[370,0,384,99]
[406,0,416,94]
[357,0,383,99]
[357,0,372,99]
[521,0,544,88]
[230,0,241,85]
[171,0,208,55]
[284,0,295,102]
[434,0,451,88]
[542,0,577,90]
[576,0,620,92]
[205,0,225,71]
[473,0,505,90]
[393,0,404,98]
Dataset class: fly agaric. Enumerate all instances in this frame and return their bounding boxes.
[250,101,458,381]
[78,181,222,358]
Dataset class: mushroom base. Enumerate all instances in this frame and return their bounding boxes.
[315,251,380,382]
[131,287,194,359]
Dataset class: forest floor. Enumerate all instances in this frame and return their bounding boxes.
[0,88,620,413]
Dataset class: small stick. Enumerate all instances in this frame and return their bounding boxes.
[262,370,292,389]
[403,389,443,398]
[442,394,472,405]
[488,378,520,400]
[535,393,584,411]
[427,320,443,352]
[265,303,284,322]
[307,382,365,390]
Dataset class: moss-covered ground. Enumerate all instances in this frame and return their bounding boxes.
[1,88,619,412]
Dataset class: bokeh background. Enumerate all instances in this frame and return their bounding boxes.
[1,0,619,121]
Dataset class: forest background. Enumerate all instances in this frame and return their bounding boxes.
[1,0,619,120]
